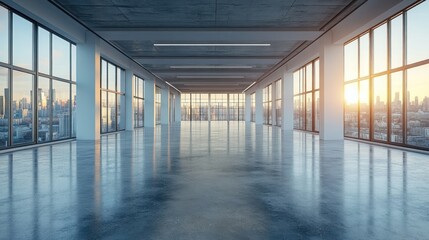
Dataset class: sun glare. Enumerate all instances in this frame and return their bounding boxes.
[345,85,358,104]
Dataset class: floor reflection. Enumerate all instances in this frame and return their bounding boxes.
[0,122,428,239]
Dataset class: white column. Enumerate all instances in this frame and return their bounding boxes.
[125,70,134,131]
[255,87,263,125]
[175,94,181,122]
[76,31,100,140]
[282,72,294,131]
[245,93,251,122]
[320,38,344,140]
[161,87,169,125]
[144,79,155,128]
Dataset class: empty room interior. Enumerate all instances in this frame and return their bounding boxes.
[1,0,429,239]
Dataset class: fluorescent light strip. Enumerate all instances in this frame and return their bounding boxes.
[177,76,244,79]
[242,81,257,93]
[170,65,253,69]
[154,43,271,47]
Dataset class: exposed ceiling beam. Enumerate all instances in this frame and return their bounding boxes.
[98,30,323,41]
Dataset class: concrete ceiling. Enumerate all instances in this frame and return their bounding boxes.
[52,0,365,92]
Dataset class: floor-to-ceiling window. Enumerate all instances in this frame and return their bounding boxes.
[263,84,272,125]
[133,75,144,128]
[343,0,429,149]
[229,94,245,121]
[275,79,282,126]
[180,93,244,121]
[101,59,125,133]
[0,5,76,149]
[155,86,161,125]
[250,93,256,122]
[181,93,191,121]
[293,59,319,132]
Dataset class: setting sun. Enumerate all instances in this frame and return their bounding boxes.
[344,84,359,104]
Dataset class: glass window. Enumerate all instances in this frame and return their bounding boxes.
[117,94,125,130]
[314,60,320,89]
[406,64,429,148]
[12,70,33,145]
[373,75,388,141]
[344,39,358,81]
[52,35,70,80]
[344,82,358,137]
[359,79,370,139]
[108,92,116,131]
[101,92,108,133]
[305,63,312,92]
[71,45,76,82]
[38,27,50,74]
[13,14,33,70]
[0,67,9,147]
[390,15,403,69]
[406,1,429,65]
[71,84,76,137]
[390,71,403,143]
[101,60,107,89]
[52,80,70,140]
[373,23,388,74]
[108,63,116,91]
[293,71,300,94]
[306,93,312,131]
[314,91,320,132]
[0,6,9,63]
[37,77,50,142]
[359,33,370,77]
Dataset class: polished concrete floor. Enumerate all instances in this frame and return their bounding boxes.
[0,122,428,239]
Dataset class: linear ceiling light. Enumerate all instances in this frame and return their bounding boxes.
[154,43,271,47]
[170,65,253,69]
[177,76,244,79]
[242,81,257,93]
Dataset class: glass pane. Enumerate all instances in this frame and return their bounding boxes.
[306,93,312,131]
[52,80,70,140]
[406,1,429,65]
[390,15,403,69]
[373,23,388,74]
[0,67,9,147]
[373,75,388,141]
[359,79,370,139]
[140,79,144,98]
[108,63,116,91]
[117,94,125,130]
[101,60,107,89]
[38,27,50,74]
[306,63,312,92]
[293,71,300,94]
[406,64,429,148]
[71,45,76,82]
[0,7,9,63]
[117,69,124,93]
[314,60,320,89]
[294,96,300,129]
[359,33,370,77]
[13,14,33,70]
[37,77,50,142]
[200,94,208,121]
[344,39,358,81]
[71,84,76,137]
[390,71,403,143]
[314,91,320,132]
[101,91,107,133]
[344,82,358,137]
[108,92,116,131]
[12,70,33,145]
[139,99,144,127]
[52,35,70,80]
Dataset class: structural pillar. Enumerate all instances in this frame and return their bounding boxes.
[282,72,294,131]
[144,79,155,128]
[320,35,344,140]
[161,87,169,125]
[175,94,181,122]
[125,69,134,131]
[76,31,101,140]
[244,93,251,122]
